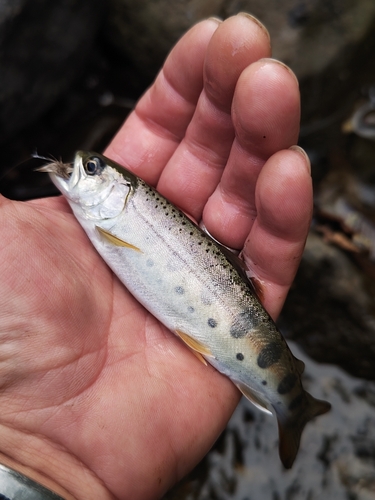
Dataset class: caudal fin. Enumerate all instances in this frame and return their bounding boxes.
[277,392,331,469]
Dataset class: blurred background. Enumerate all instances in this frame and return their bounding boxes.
[1,1,375,498]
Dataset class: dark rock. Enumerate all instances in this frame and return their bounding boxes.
[105,0,223,79]
[105,0,375,127]
[280,232,375,380]
[0,0,106,141]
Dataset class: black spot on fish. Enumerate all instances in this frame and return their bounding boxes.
[277,373,297,395]
[236,353,244,361]
[175,286,184,295]
[208,318,217,328]
[230,309,260,338]
[289,393,305,411]
[257,342,282,369]
[187,306,194,313]
[262,380,267,385]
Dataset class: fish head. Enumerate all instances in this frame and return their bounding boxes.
[46,151,137,220]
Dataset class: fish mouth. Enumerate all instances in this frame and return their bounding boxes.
[37,153,84,200]
[36,158,73,180]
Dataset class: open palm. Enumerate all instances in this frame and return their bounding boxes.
[0,14,312,500]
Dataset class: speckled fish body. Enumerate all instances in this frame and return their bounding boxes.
[46,151,330,468]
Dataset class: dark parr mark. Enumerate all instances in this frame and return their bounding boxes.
[208,318,217,328]
[175,286,184,295]
[230,309,261,339]
[201,293,212,306]
[236,353,244,361]
[277,373,297,395]
[187,306,194,313]
[257,342,283,369]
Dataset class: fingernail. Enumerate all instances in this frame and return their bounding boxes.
[237,12,271,44]
[208,16,222,24]
[258,58,299,87]
[289,145,311,174]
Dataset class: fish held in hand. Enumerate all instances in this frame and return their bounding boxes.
[44,151,331,468]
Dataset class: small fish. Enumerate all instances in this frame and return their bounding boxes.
[43,151,331,468]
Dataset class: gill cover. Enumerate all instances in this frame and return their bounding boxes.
[71,152,137,220]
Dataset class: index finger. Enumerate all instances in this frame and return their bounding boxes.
[105,19,220,185]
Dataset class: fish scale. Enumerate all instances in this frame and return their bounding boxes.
[42,150,331,468]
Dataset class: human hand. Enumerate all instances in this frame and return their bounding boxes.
[0,13,312,500]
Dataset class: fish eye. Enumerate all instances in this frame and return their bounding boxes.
[84,157,105,176]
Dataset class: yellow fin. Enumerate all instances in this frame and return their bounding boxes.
[175,329,213,363]
[235,382,272,415]
[96,226,142,253]
[190,350,208,366]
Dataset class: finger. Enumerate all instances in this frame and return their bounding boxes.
[105,19,220,185]
[202,59,301,249]
[156,13,271,219]
[243,147,313,320]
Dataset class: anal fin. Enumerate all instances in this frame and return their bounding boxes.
[235,381,272,415]
[175,329,214,365]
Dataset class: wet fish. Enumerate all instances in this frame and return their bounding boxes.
[41,151,331,468]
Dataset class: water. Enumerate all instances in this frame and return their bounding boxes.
[167,343,375,500]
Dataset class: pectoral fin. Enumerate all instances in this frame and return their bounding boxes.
[235,381,272,415]
[175,329,214,365]
[96,226,142,253]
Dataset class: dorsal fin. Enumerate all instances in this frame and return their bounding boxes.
[198,222,262,298]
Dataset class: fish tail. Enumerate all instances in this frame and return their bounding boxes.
[277,391,331,469]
